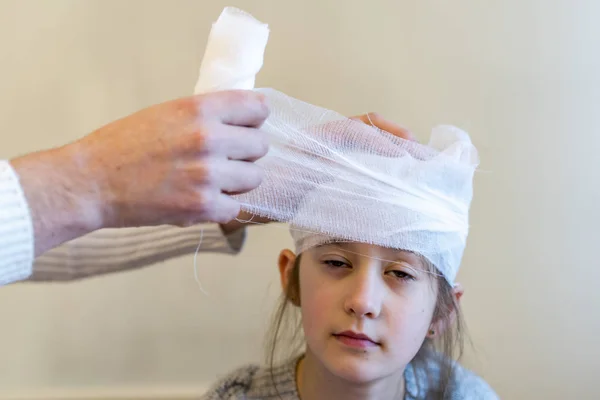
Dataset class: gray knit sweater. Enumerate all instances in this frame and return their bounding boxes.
[201,355,498,399]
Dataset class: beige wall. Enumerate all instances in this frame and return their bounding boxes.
[0,0,598,399]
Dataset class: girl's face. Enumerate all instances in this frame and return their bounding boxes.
[279,242,440,384]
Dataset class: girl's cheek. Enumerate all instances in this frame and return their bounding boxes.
[300,268,332,313]
[301,283,336,335]
[302,288,330,321]
[387,295,436,336]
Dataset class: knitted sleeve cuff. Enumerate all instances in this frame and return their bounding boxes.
[0,160,34,285]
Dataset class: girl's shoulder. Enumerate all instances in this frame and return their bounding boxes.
[406,356,499,400]
[200,360,299,400]
[446,363,499,399]
[199,364,260,400]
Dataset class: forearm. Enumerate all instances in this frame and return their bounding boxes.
[9,144,104,257]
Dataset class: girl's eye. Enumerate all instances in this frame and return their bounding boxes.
[324,260,349,268]
[389,270,415,281]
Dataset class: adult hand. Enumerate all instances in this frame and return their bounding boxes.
[11,90,269,256]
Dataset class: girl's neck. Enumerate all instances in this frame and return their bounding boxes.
[296,351,405,400]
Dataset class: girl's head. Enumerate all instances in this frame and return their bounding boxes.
[259,116,476,395]
[266,240,466,394]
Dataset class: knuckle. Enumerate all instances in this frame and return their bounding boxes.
[168,189,227,225]
[195,92,231,122]
[187,128,208,152]
[204,128,222,154]
[211,90,244,112]
[234,91,258,113]
[229,90,249,104]
[197,188,217,214]
[172,96,199,118]
[197,190,239,224]
[232,90,269,117]
[194,93,216,118]
[187,189,218,222]
[253,91,266,104]
[254,92,269,115]
[199,161,220,186]
[189,124,219,154]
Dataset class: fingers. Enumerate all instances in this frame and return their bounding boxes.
[198,90,270,128]
[185,158,264,195]
[203,193,242,224]
[196,125,268,162]
[350,112,416,141]
[221,126,269,161]
[215,160,264,194]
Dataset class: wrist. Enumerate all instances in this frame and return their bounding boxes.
[10,143,105,256]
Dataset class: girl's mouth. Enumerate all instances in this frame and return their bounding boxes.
[333,331,380,349]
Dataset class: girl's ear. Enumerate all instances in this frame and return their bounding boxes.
[277,249,299,305]
[427,283,464,339]
[453,283,464,303]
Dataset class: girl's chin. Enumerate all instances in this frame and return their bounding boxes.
[324,356,387,384]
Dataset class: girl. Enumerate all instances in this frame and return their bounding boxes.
[201,115,498,400]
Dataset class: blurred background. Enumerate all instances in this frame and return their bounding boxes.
[0,0,598,399]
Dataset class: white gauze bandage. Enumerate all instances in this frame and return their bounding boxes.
[195,8,479,285]
[194,7,269,93]
[235,94,479,284]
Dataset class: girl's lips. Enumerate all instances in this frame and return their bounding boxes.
[333,331,379,349]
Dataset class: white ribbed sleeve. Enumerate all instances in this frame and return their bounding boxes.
[0,159,246,285]
[0,160,35,285]
[30,224,245,282]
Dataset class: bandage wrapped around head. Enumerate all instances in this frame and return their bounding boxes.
[235,92,479,284]
[195,8,479,285]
